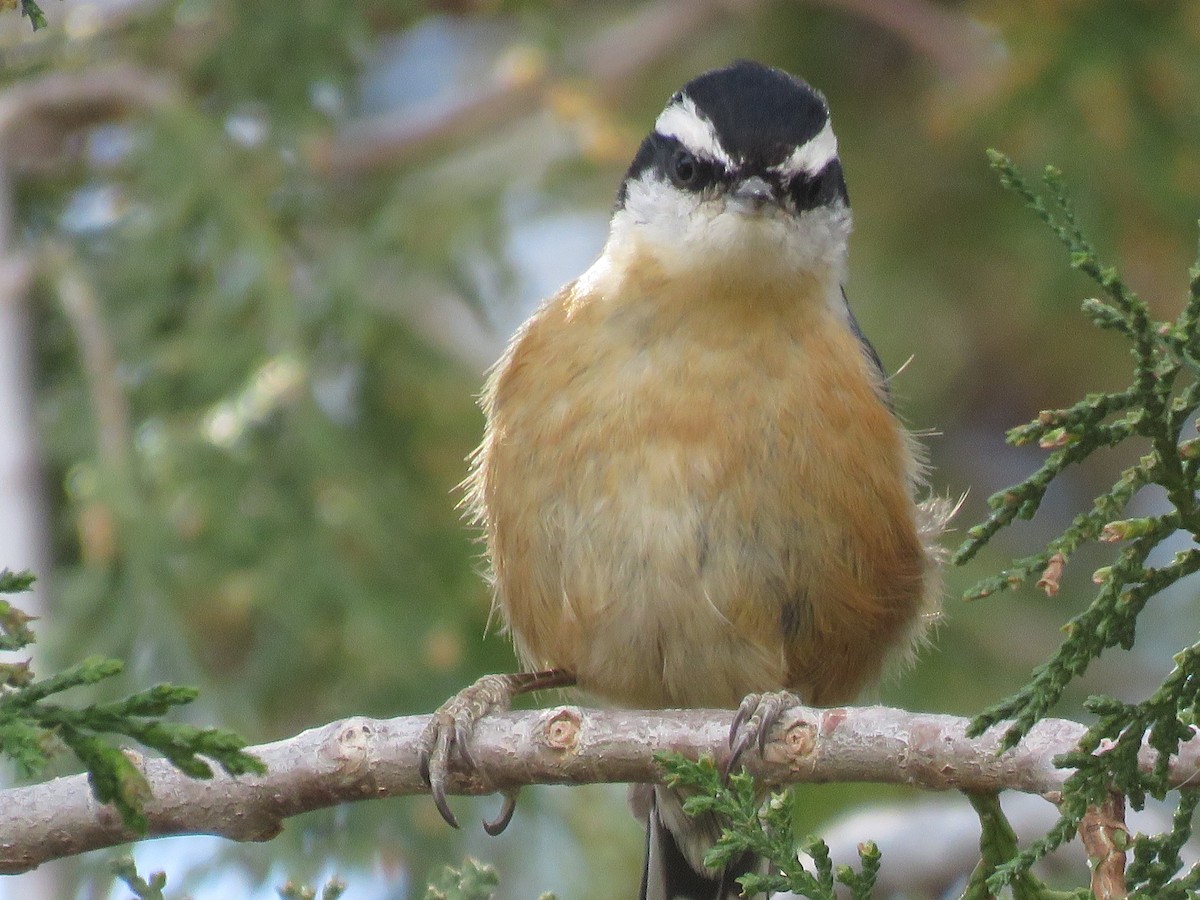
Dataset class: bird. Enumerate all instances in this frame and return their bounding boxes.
[419,59,948,899]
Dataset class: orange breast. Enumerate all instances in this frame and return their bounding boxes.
[465,258,927,709]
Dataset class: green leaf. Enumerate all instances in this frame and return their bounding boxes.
[18,0,47,30]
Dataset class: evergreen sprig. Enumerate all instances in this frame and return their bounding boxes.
[957,153,1200,893]
[658,753,881,900]
[961,793,1083,900]
[422,859,507,900]
[20,0,46,28]
[3,0,50,29]
[1125,791,1200,896]
[278,876,349,900]
[111,856,168,900]
[112,856,349,900]
[0,569,265,832]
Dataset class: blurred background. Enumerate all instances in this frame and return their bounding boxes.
[0,0,1198,897]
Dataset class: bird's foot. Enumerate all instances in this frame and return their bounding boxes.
[418,668,575,832]
[725,690,801,778]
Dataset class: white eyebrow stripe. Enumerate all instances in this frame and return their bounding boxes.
[653,94,733,166]
[770,118,838,177]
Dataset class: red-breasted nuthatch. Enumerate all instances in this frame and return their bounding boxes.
[421,59,947,900]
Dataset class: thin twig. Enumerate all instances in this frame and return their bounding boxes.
[44,244,134,480]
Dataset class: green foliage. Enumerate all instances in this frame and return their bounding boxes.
[10,0,1199,894]
[0,568,36,652]
[112,855,348,900]
[16,0,48,31]
[0,569,265,833]
[962,793,1083,900]
[17,0,518,887]
[955,153,1200,893]
[112,855,168,900]
[422,858,504,900]
[658,753,881,900]
[36,57,488,742]
[965,0,1200,229]
[278,876,348,900]
[1125,792,1200,897]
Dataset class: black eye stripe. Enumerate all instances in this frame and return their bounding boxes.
[787,159,849,211]
[614,130,846,211]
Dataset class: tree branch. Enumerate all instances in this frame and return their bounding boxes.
[802,0,999,78]
[313,0,736,176]
[3,702,1199,874]
[1079,792,1129,899]
[316,0,994,177]
[44,243,135,482]
[0,64,176,179]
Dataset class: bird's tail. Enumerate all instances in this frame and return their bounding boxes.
[633,784,763,900]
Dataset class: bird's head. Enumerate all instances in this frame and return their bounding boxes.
[609,60,851,289]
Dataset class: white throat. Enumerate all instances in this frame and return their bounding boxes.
[610,171,852,289]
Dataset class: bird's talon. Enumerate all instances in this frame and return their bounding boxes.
[724,692,764,778]
[431,776,461,829]
[455,727,478,771]
[729,693,758,749]
[418,703,470,828]
[419,727,459,826]
[757,708,775,754]
[417,669,575,833]
[725,691,798,779]
[724,736,751,781]
[483,789,520,836]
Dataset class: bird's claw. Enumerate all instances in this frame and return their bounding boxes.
[418,709,465,828]
[725,690,798,779]
[483,788,520,836]
[418,668,575,832]
[418,674,518,830]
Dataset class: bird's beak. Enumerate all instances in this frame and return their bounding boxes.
[728,176,778,215]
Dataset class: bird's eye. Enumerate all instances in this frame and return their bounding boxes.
[670,150,699,187]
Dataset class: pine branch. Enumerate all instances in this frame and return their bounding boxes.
[3,703,1200,875]
[661,754,883,898]
[961,793,1071,900]
[0,571,264,833]
[953,154,1200,895]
